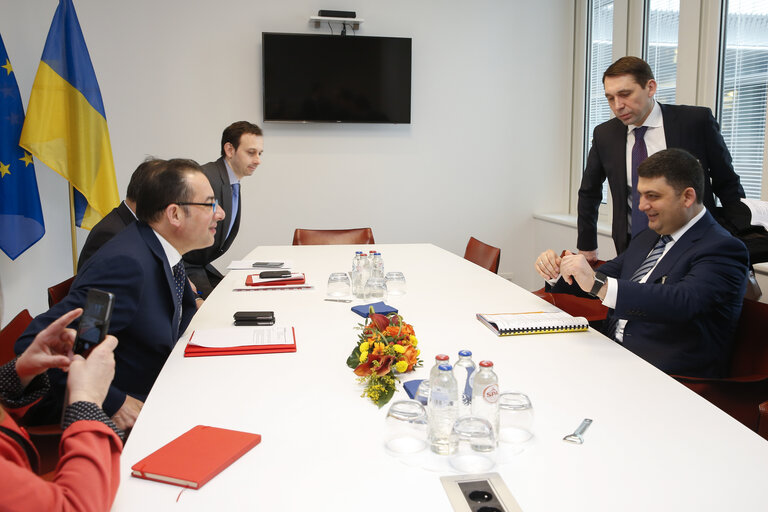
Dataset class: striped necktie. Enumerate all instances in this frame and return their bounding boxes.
[630,126,649,237]
[630,234,673,283]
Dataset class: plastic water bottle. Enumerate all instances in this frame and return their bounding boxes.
[351,252,363,297]
[471,360,500,438]
[454,350,476,417]
[428,364,459,455]
[354,252,370,299]
[415,354,450,405]
[371,252,385,278]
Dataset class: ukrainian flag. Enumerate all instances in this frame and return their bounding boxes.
[20,0,118,230]
[0,33,45,260]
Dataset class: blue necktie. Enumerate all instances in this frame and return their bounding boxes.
[630,234,673,283]
[227,182,239,239]
[630,126,649,237]
[172,261,186,327]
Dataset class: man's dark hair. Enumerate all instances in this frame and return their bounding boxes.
[637,148,704,203]
[126,158,166,202]
[603,56,655,87]
[220,121,263,157]
[136,158,204,223]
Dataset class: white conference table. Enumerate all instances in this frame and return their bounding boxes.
[112,244,768,511]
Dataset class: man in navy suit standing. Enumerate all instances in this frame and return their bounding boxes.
[17,159,226,430]
[537,149,748,378]
[577,56,744,261]
[184,121,264,298]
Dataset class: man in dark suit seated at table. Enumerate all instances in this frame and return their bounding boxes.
[536,149,748,378]
[183,121,264,298]
[77,158,165,270]
[16,158,226,430]
[577,56,744,263]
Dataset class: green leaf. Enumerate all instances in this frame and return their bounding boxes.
[346,346,361,369]
[375,383,396,408]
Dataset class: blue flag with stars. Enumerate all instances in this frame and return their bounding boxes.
[0,32,45,260]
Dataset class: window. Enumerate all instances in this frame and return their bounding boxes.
[645,0,680,104]
[718,0,768,199]
[584,0,615,171]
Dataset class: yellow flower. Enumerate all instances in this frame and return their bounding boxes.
[359,341,369,353]
[409,335,418,346]
[393,344,406,354]
[359,351,368,363]
[395,360,408,373]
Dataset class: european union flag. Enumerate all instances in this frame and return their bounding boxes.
[0,33,45,260]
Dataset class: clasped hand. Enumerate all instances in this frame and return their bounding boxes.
[534,250,595,293]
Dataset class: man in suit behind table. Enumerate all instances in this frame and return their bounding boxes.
[577,56,744,261]
[183,121,264,297]
[538,149,748,378]
[16,158,225,430]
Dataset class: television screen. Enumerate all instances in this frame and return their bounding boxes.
[262,33,412,123]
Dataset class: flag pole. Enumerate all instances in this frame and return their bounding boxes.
[68,184,78,274]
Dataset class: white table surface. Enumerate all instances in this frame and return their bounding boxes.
[111,244,768,511]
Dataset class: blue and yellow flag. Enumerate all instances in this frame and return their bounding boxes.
[20,0,118,230]
[0,33,45,260]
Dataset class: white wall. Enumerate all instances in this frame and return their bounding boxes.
[0,0,575,324]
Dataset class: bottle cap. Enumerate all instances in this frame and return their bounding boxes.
[479,360,494,368]
[436,354,450,361]
[438,364,453,372]
[458,350,472,357]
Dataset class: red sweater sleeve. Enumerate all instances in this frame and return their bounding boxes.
[0,418,122,512]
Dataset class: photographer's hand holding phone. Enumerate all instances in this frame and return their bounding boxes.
[14,307,82,388]
[67,335,118,407]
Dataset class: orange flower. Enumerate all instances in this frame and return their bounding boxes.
[403,345,420,372]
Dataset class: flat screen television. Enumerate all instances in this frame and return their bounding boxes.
[262,33,412,123]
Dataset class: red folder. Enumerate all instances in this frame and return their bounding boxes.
[184,327,297,357]
[131,425,261,489]
[245,273,305,286]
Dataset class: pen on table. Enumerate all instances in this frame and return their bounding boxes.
[324,298,352,303]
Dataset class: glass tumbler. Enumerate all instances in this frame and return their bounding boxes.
[449,416,497,473]
[326,272,351,298]
[364,277,387,301]
[384,400,428,457]
[385,272,407,296]
[498,392,534,445]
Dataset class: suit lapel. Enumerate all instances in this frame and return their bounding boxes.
[137,222,181,338]
[646,212,712,283]
[215,158,233,250]
[660,103,682,149]
[622,229,658,279]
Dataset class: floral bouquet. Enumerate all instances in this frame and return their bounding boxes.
[346,307,422,407]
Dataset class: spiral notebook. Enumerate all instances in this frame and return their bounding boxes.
[476,311,589,336]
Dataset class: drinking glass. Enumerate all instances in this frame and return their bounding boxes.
[498,392,534,446]
[364,277,387,301]
[385,272,407,296]
[326,272,351,298]
[449,416,497,473]
[384,400,428,457]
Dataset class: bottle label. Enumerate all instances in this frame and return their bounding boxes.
[482,384,499,403]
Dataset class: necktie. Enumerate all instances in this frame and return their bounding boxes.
[227,182,240,239]
[630,126,649,237]
[630,234,673,283]
[172,261,186,325]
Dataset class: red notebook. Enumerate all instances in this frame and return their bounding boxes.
[184,327,297,357]
[131,425,261,489]
[245,273,305,286]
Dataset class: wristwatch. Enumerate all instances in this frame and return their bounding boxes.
[589,271,607,298]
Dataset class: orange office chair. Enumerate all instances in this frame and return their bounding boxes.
[672,298,768,439]
[0,309,33,365]
[47,276,75,307]
[292,228,375,245]
[464,237,501,274]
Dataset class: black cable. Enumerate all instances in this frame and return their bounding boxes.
[341,22,347,36]
[328,22,333,35]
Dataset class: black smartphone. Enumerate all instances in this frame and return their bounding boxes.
[252,261,284,268]
[73,288,115,355]
[234,311,275,326]
[259,270,292,279]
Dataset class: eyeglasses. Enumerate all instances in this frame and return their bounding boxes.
[174,199,218,214]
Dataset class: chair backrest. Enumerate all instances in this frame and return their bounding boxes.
[729,298,768,376]
[463,237,501,274]
[47,276,75,307]
[292,228,375,246]
[0,309,33,365]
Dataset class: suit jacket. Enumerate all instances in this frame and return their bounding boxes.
[577,103,745,254]
[557,211,748,378]
[183,158,241,297]
[15,222,197,423]
[77,201,136,271]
